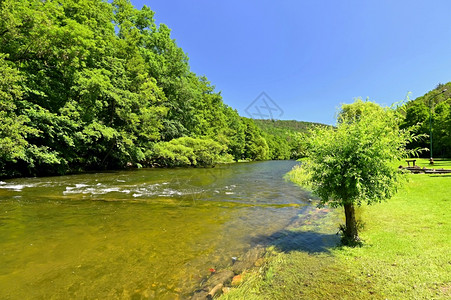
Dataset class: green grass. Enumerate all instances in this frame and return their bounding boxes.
[412,157,451,168]
[220,159,451,299]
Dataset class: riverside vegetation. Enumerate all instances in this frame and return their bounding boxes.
[2,0,451,179]
[219,101,450,299]
[1,1,451,297]
[0,0,311,179]
[290,100,421,245]
[220,158,451,299]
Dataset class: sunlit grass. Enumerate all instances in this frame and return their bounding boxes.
[220,159,451,299]
[413,157,451,168]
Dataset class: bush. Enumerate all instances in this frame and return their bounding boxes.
[152,137,225,167]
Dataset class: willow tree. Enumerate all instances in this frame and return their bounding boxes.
[297,99,419,245]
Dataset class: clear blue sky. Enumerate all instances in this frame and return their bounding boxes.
[130,0,451,125]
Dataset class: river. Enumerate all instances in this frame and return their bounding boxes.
[0,160,328,299]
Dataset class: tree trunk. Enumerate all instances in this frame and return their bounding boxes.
[343,203,360,244]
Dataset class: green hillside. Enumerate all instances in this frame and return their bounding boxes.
[252,119,328,160]
[253,119,327,135]
[401,82,451,158]
[0,0,296,178]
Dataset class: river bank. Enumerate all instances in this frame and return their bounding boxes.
[219,159,451,299]
[189,203,341,299]
[0,160,311,299]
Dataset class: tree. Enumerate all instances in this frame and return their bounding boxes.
[242,118,269,161]
[222,106,245,161]
[0,54,33,176]
[0,0,296,178]
[296,99,418,245]
[152,137,225,167]
[399,83,451,158]
[431,99,451,157]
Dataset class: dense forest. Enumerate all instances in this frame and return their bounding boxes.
[1,0,449,179]
[253,119,327,160]
[0,0,316,178]
[400,82,451,158]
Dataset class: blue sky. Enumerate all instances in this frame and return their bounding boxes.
[131,0,451,125]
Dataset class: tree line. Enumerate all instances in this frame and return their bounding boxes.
[400,82,451,158]
[0,0,308,178]
[2,0,445,179]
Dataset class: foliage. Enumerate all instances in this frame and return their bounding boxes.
[264,133,291,160]
[152,137,226,167]
[253,119,325,133]
[294,99,419,243]
[222,160,451,299]
[0,54,40,176]
[242,118,269,161]
[0,0,295,178]
[253,119,327,159]
[400,82,451,158]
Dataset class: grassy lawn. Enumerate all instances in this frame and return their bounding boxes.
[220,159,451,299]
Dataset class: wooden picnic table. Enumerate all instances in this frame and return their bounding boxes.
[405,159,416,167]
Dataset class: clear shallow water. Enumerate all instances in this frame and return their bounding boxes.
[0,161,313,299]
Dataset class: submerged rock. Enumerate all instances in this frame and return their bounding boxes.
[206,270,234,288]
[191,289,209,300]
[191,270,234,300]
[207,283,223,299]
[191,246,266,299]
[232,246,265,274]
[231,274,243,286]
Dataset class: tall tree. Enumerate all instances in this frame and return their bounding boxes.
[400,83,451,158]
[0,0,293,178]
[296,99,418,245]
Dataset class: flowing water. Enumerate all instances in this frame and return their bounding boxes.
[0,160,322,299]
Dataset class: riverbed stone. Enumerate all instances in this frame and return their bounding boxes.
[206,270,234,287]
[191,289,209,300]
[191,270,234,300]
[231,274,243,286]
[232,246,265,274]
[191,246,266,299]
[207,283,223,299]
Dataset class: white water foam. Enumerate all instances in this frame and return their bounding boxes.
[0,184,36,191]
[63,186,124,195]
[159,189,183,196]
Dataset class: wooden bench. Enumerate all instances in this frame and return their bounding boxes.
[405,159,417,167]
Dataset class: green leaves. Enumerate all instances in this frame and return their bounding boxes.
[242,118,269,161]
[291,99,419,243]
[400,82,451,158]
[0,54,36,175]
[152,137,225,167]
[0,0,288,178]
[299,99,416,208]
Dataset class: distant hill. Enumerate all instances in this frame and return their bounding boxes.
[253,119,327,135]
[405,82,451,108]
[251,119,328,159]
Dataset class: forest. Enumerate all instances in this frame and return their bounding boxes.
[1,0,450,179]
[400,82,451,158]
[0,0,312,178]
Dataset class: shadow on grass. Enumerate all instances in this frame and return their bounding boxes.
[422,161,451,167]
[431,164,450,167]
[252,230,340,254]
